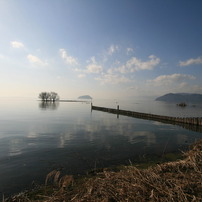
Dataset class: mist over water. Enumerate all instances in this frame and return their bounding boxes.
[0,98,202,197]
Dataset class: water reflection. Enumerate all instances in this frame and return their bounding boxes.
[8,138,23,156]
[38,101,59,110]
[0,100,202,198]
[126,131,156,145]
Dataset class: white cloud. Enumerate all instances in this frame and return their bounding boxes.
[126,47,133,54]
[87,56,96,64]
[150,73,196,86]
[107,68,115,74]
[108,45,119,55]
[179,56,202,66]
[114,60,121,65]
[59,49,78,65]
[86,63,103,73]
[95,73,131,85]
[27,54,48,66]
[178,82,187,88]
[78,56,103,74]
[78,74,86,78]
[117,55,160,73]
[10,41,24,48]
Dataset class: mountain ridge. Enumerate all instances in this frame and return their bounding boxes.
[155,93,202,103]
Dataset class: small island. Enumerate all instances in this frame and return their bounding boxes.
[78,95,92,100]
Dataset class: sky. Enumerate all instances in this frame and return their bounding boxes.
[0,0,202,100]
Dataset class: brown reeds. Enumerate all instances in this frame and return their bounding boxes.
[5,139,202,201]
[45,139,202,201]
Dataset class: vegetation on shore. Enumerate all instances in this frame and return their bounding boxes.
[5,139,202,201]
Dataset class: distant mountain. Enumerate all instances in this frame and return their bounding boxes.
[155,93,202,103]
[78,95,92,99]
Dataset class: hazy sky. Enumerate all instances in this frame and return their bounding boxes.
[0,0,202,99]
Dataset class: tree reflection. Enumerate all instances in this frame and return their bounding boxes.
[39,101,59,110]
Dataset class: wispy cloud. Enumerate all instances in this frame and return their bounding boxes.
[95,73,131,85]
[75,53,160,86]
[78,74,86,78]
[86,63,103,73]
[59,49,79,65]
[113,55,160,73]
[86,56,132,84]
[76,56,103,74]
[179,56,202,66]
[108,45,119,55]
[126,47,133,55]
[10,41,24,48]
[150,73,196,86]
[86,57,103,73]
[27,54,48,66]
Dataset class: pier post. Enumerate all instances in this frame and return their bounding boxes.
[117,105,119,119]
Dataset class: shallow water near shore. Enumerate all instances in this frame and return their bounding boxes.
[0,98,202,198]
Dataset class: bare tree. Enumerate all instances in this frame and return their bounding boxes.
[39,92,51,102]
[39,92,59,102]
[50,92,59,102]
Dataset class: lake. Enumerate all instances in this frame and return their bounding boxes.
[0,98,202,197]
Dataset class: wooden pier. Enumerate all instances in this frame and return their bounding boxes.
[92,105,202,133]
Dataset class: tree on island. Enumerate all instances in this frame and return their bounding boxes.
[39,92,59,102]
[50,92,60,102]
[39,92,50,102]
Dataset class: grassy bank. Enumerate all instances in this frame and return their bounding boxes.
[5,139,202,201]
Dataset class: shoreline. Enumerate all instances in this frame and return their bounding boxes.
[38,99,91,103]
[5,139,202,201]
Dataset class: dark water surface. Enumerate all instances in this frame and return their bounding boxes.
[0,98,202,197]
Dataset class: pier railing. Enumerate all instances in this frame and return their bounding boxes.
[92,105,202,132]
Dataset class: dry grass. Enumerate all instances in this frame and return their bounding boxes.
[5,139,202,202]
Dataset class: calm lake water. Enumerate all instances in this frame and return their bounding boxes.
[0,98,202,197]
